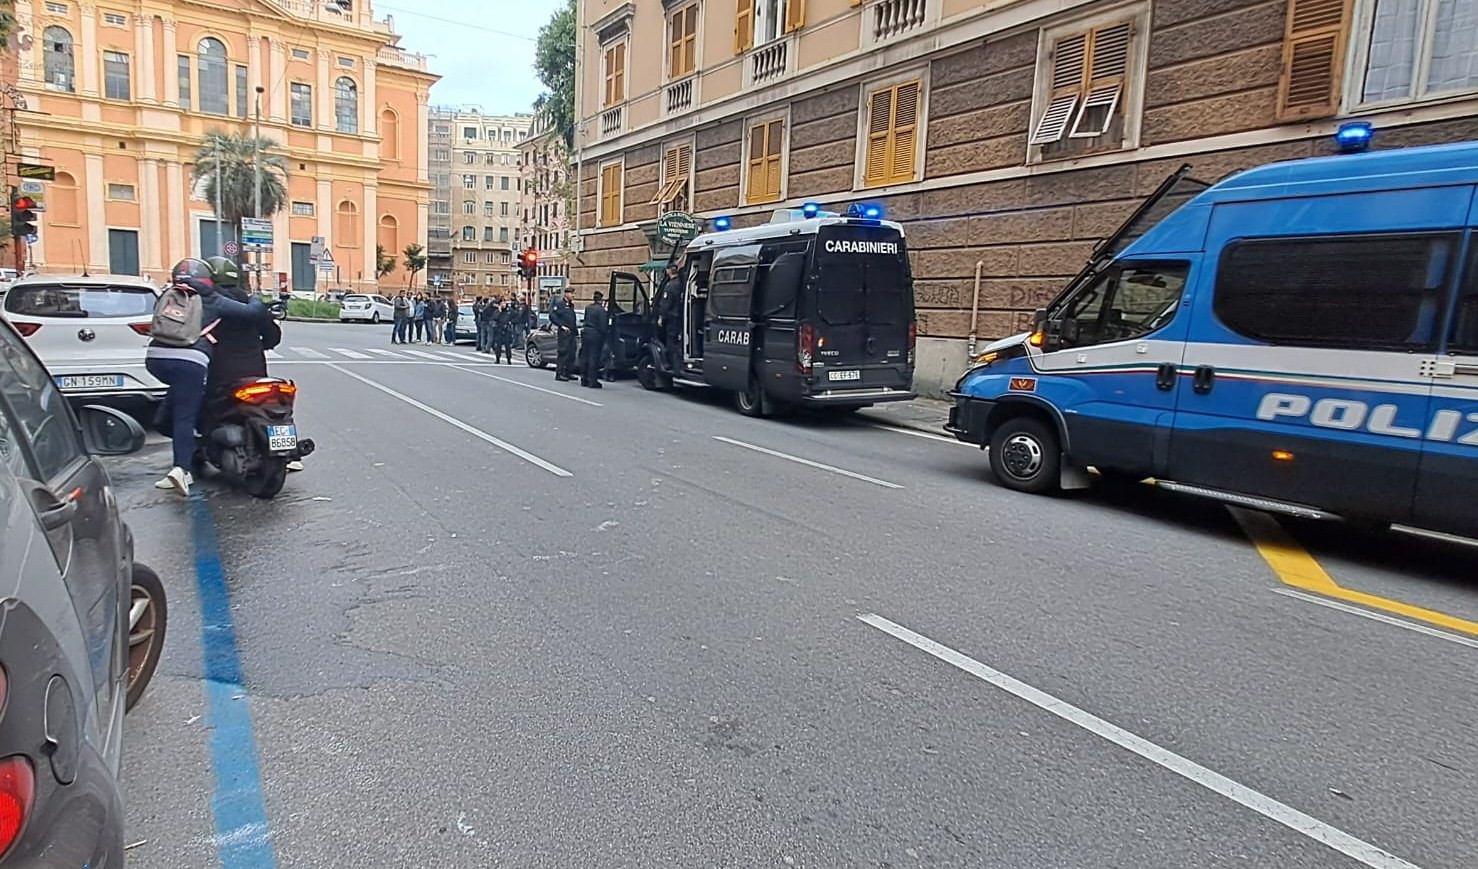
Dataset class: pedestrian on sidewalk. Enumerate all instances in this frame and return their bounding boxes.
[579,292,610,388]
[445,300,459,345]
[392,292,411,344]
[552,289,578,381]
[411,296,426,343]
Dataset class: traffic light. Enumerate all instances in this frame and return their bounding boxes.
[516,248,538,279]
[10,195,38,240]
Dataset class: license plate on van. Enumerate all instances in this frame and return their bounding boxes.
[828,369,861,381]
[56,375,125,389]
[267,424,298,452]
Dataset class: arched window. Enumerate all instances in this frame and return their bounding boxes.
[51,172,79,225]
[334,77,358,134]
[198,37,229,115]
[377,214,398,254]
[335,200,360,248]
[43,27,75,93]
[379,108,399,158]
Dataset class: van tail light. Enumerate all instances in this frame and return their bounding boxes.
[907,321,917,366]
[11,323,39,338]
[130,323,152,336]
[233,382,298,404]
[797,323,815,374]
[0,750,34,859]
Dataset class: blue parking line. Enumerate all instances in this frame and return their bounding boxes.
[189,495,277,868]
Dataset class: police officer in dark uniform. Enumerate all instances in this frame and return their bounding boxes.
[657,264,683,371]
[580,292,610,388]
[551,288,579,381]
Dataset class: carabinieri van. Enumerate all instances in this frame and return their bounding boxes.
[947,139,1478,537]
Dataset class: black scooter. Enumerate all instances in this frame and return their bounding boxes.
[196,377,315,498]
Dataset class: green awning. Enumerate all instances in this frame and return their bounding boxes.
[637,260,668,272]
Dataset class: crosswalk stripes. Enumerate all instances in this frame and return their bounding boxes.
[328,347,371,359]
[296,347,329,359]
[365,348,405,358]
[399,348,444,360]
[265,349,282,359]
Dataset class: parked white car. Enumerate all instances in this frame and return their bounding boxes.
[339,293,395,323]
[0,268,19,294]
[1,274,165,410]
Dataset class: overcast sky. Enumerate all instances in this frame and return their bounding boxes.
[378,0,562,115]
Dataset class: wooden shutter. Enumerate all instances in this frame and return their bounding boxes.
[736,0,754,54]
[889,81,920,181]
[600,163,622,226]
[612,43,625,104]
[1276,0,1352,121]
[785,0,806,33]
[653,144,692,206]
[863,86,894,186]
[669,12,685,77]
[746,120,784,203]
[1031,31,1086,144]
[764,119,784,200]
[746,123,767,201]
[1070,22,1129,138]
[680,6,698,77]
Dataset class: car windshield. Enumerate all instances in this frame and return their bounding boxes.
[4,282,156,318]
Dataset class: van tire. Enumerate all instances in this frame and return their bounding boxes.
[989,417,1060,494]
[735,377,766,417]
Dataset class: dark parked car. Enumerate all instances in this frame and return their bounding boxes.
[0,318,164,867]
[524,309,582,369]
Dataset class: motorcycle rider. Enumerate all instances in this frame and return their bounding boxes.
[199,256,305,472]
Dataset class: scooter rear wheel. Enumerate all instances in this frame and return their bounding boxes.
[244,458,288,499]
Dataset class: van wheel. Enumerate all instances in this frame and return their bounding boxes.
[989,417,1060,494]
[735,377,766,417]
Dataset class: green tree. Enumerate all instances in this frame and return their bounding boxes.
[376,244,396,279]
[533,0,575,148]
[190,130,289,240]
[0,2,15,51]
[402,243,427,288]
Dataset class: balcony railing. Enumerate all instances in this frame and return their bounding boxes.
[748,38,790,87]
[869,0,928,43]
[665,78,694,115]
[600,105,624,137]
[377,47,429,71]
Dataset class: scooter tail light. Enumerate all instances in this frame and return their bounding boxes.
[0,753,35,859]
[797,323,815,374]
[11,323,39,338]
[233,382,296,403]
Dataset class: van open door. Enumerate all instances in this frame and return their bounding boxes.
[606,270,649,372]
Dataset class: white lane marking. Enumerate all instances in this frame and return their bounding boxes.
[857,613,1425,869]
[401,348,444,360]
[864,421,970,446]
[329,365,572,477]
[265,348,282,359]
[366,348,410,358]
[293,347,329,359]
[450,365,603,407]
[712,436,903,489]
[436,351,468,360]
[267,360,498,366]
[329,347,371,359]
[1272,587,1478,650]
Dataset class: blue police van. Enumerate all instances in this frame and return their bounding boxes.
[948,138,1478,537]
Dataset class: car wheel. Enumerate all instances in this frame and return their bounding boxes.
[988,416,1061,494]
[244,458,288,499]
[526,343,547,368]
[371,312,381,324]
[126,564,168,712]
[734,376,767,417]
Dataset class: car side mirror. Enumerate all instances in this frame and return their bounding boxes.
[79,405,146,456]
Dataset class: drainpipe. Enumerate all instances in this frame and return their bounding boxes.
[967,259,984,357]
[571,0,585,272]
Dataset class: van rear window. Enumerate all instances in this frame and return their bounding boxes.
[1214,233,1457,351]
[4,283,156,318]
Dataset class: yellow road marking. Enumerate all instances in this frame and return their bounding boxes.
[1229,507,1478,638]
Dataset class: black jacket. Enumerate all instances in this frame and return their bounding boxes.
[207,291,282,387]
[658,278,682,321]
[581,302,609,338]
[551,301,577,331]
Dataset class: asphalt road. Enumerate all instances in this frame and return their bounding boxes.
[112,319,1478,869]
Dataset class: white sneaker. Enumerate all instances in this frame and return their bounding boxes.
[286,460,304,472]
[163,466,192,497]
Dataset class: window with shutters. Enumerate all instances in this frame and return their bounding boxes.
[1029,11,1146,162]
[598,161,624,227]
[738,0,804,52]
[1276,0,1353,119]
[859,76,924,188]
[603,41,627,107]
[668,4,699,80]
[651,142,694,213]
[744,116,786,204]
[1349,0,1478,109]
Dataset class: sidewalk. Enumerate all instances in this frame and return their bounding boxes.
[858,396,952,435]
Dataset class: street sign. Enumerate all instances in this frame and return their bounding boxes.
[656,211,701,245]
[241,217,273,246]
[223,241,241,257]
[18,180,46,212]
[310,236,325,262]
[17,164,55,181]
[317,260,336,273]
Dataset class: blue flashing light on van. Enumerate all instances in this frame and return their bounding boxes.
[945,140,1478,538]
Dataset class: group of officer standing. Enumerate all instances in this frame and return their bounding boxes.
[549,287,612,388]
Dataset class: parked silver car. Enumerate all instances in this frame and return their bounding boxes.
[0,318,163,866]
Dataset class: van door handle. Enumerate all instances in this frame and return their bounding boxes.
[1155,362,1176,391]
[1192,364,1216,394]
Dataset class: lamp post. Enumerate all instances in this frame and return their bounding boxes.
[213,136,223,259]
[253,84,265,294]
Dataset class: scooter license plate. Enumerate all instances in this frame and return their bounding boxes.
[266,424,298,452]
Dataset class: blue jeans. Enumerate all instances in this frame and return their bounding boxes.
[393,317,409,343]
[478,322,493,352]
[146,356,206,470]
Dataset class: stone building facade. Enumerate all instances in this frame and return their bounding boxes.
[430,108,532,294]
[517,120,574,290]
[570,0,1478,395]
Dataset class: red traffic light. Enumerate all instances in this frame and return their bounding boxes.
[11,196,35,210]
[524,248,538,263]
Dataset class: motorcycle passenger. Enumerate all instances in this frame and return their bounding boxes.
[145,257,271,496]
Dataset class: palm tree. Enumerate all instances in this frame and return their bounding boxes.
[376,244,396,279]
[191,130,288,240]
[402,243,426,288]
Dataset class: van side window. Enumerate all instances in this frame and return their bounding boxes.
[1451,252,1478,354]
[708,266,752,318]
[1214,233,1456,351]
[1059,262,1188,348]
